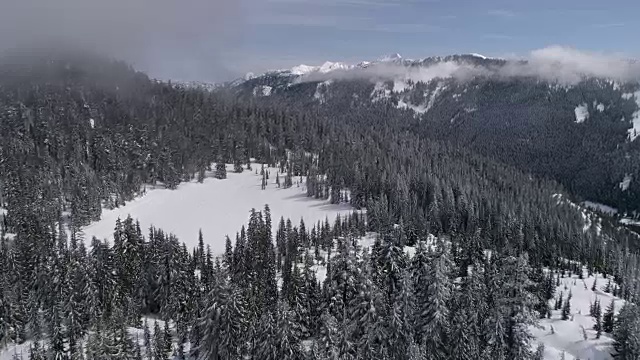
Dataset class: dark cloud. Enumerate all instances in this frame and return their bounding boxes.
[0,0,243,82]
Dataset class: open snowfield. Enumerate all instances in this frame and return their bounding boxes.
[81,163,353,254]
[533,270,624,360]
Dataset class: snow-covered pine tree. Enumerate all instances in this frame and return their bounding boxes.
[503,254,537,360]
[215,161,227,180]
[234,158,244,173]
[415,240,452,360]
[224,235,233,271]
[562,291,572,321]
[324,237,359,323]
[29,339,45,360]
[604,298,615,333]
[387,271,415,360]
[163,320,173,356]
[153,320,169,360]
[273,301,304,360]
[46,301,66,360]
[593,298,602,335]
[314,310,339,359]
[348,254,387,358]
[195,272,247,360]
[376,235,407,303]
[613,303,640,359]
[449,263,484,360]
[533,343,545,360]
[143,319,152,359]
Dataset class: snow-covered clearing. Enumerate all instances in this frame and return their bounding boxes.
[582,201,618,216]
[82,164,353,254]
[533,270,624,360]
[0,318,170,360]
[620,218,640,226]
[623,91,640,141]
[553,194,603,234]
[619,174,632,192]
[397,99,428,114]
[575,103,589,123]
[253,85,272,96]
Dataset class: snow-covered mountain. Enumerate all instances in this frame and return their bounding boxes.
[225,53,640,219]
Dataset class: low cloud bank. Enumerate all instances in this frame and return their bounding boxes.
[297,46,640,85]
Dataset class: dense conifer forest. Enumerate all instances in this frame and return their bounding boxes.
[2,52,640,359]
[237,61,640,215]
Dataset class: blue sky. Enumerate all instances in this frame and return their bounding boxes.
[210,0,638,80]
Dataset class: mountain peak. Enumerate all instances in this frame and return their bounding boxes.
[469,53,488,60]
[378,53,403,62]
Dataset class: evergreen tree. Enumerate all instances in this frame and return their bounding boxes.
[387,271,415,360]
[562,291,572,321]
[349,256,386,359]
[533,343,545,360]
[604,299,616,333]
[215,161,227,180]
[594,298,602,338]
[153,320,169,360]
[416,240,452,360]
[613,303,640,359]
[195,273,247,360]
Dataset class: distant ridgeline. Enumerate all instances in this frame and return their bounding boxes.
[232,54,640,217]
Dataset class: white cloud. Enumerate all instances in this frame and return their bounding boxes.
[517,45,640,83]
[293,46,640,85]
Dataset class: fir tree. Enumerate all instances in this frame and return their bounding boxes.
[613,303,640,359]
[196,274,247,360]
[533,343,545,360]
[215,161,227,180]
[153,320,168,360]
[416,240,452,360]
[562,291,572,321]
[604,299,616,333]
[593,298,602,338]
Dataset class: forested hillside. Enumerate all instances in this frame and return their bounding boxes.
[233,56,640,216]
[3,52,640,359]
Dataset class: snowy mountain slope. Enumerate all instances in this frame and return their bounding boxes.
[81,163,352,254]
[533,270,624,360]
[227,56,640,217]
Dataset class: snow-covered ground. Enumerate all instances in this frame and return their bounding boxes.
[0,318,169,360]
[575,103,589,123]
[81,164,353,254]
[622,91,640,141]
[582,201,618,216]
[533,270,624,360]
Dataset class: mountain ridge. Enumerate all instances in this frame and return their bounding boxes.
[224,53,640,217]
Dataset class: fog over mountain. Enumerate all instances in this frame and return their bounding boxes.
[296,46,640,85]
[0,0,242,82]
